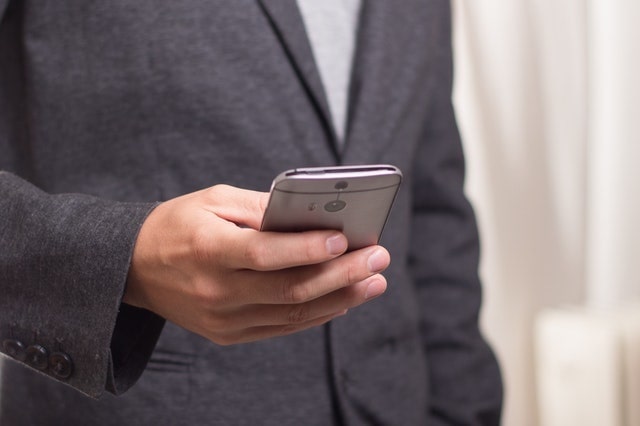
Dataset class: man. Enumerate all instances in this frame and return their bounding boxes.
[0,1,502,424]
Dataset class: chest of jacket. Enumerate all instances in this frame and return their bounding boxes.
[1,1,441,199]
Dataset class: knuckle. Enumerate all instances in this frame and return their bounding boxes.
[342,260,360,286]
[204,312,229,332]
[205,184,228,200]
[242,243,269,269]
[191,225,214,264]
[287,304,310,324]
[281,282,310,304]
[204,316,237,345]
[304,239,321,262]
[192,279,233,315]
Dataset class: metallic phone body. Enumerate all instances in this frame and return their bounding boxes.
[260,165,402,251]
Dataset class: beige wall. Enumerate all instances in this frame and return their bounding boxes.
[452,1,640,424]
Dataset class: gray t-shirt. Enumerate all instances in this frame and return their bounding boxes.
[297,0,361,143]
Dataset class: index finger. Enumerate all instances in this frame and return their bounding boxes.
[201,184,269,230]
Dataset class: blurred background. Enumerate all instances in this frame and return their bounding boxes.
[451,0,640,425]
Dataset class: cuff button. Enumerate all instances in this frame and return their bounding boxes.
[25,344,49,371]
[50,352,74,380]
[2,339,26,362]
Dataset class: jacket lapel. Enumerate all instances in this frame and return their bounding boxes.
[258,1,432,165]
[257,0,340,156]
[342,1,432,164]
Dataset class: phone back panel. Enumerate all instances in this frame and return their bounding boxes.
[261,167,401,251]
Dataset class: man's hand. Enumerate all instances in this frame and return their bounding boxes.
[124,184,389,345]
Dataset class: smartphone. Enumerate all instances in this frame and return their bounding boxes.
[260,164,402,251]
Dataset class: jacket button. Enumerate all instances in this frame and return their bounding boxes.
[50,352,74,379]
[2,339,26,361]
[25,344,49,370]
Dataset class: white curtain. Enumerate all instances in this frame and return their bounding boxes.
[452,1,640,424]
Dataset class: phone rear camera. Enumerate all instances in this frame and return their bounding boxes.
[324,200,346,212]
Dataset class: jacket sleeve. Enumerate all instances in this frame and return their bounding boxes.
[1,1,165,398]
[410,2,503,424]
[0,172,165,398]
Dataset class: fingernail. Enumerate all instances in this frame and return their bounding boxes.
[367,248,389,273]
[365,278,386,300]
[326,234,348,255]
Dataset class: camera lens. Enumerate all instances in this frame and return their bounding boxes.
[324,200,346,212]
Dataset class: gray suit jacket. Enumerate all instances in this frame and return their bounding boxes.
[0,1,502,424]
